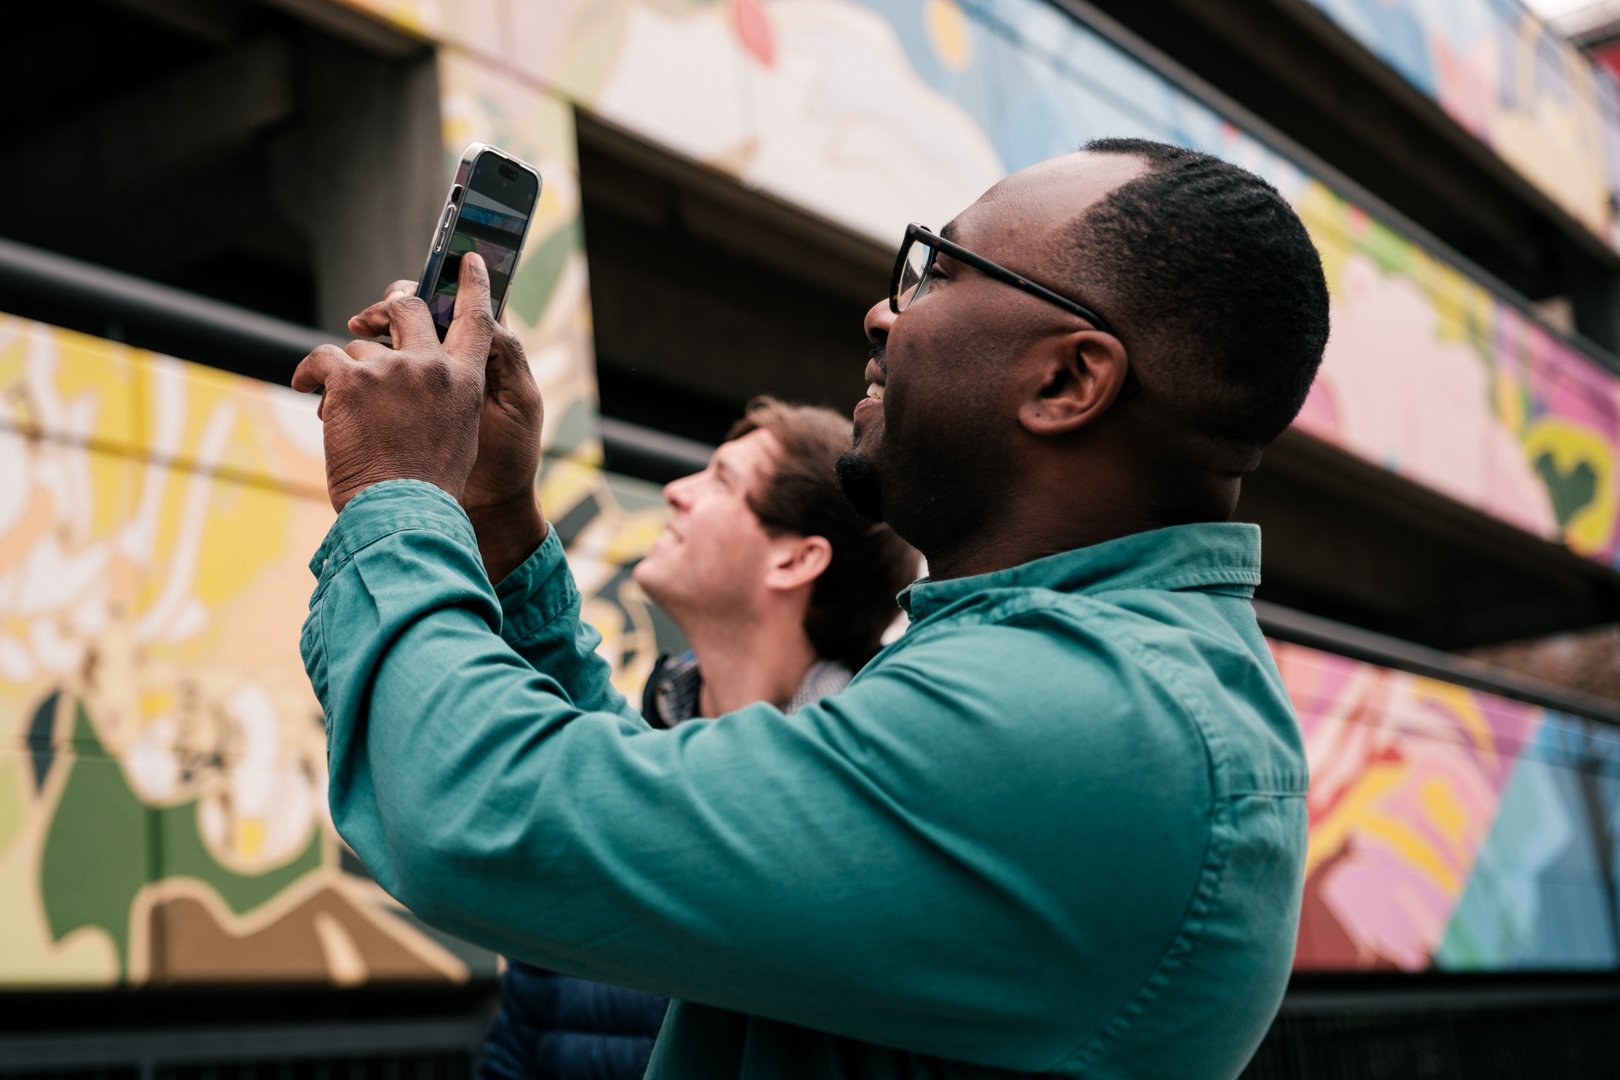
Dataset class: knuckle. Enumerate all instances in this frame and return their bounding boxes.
[347,362,383,389]
[388,295,430,320]
[492,323,522,351]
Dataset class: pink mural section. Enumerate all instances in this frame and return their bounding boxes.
[1293,182,1620,568]
[1275,639,1548,971]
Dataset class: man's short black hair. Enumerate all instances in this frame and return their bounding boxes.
[1071,137,1330,451]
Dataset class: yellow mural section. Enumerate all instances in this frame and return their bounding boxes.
[0,0,679,988]
[0,299,669,987]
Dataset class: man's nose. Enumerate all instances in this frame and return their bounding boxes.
[864,297,894,344]
[663,474,694,509]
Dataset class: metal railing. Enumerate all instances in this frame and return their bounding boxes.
[3,232,1615,729]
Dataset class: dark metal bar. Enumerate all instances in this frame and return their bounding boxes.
[0,235,329,382]
[1256,599,1620,726]
[0,1015,488,1069]
[599,416,713,482]
[1278,975,1620,1014]
[3,226,1614,728]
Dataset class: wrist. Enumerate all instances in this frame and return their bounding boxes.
[466,495,548,584]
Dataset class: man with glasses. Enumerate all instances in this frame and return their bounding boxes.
[294,137,1329,1079]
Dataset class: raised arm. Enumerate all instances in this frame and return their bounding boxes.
[334,271,629,717]
[300,485,1202,1072]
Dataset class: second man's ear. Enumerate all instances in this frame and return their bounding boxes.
[1019,329,1130,436]
[765,534,833,592]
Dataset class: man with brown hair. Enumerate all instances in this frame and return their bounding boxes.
[481,397,915,1079]
[632,398,916,723]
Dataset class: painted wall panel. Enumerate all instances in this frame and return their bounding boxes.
[6,309,1619,981]
[0,310,674,988]
[327,0,1620,570]
[1278,638,1620,973]
[1304,0,1620,251]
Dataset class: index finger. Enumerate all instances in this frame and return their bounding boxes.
[444,251,495,368]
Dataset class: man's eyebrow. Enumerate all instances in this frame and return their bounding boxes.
[940,221,960,243]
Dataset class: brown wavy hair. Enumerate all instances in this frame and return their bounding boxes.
[728,397,919,669]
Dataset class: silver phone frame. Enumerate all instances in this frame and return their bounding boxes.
[414,142,543,334]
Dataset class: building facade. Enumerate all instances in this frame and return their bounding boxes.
[3,0,1619,1075]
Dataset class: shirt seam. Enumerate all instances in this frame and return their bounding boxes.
[310,520,457,606]
[1046,615,1233,1073]
[1056,800,1237,1074]
[503,572,583,649]
[904,562,1259,620]
[907,573,1257,634]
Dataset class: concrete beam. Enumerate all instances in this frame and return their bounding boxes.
[1068,0,1620,313]
[256,0,429,58]
[266,35,443,332]
[105,0,246,45]
[0,36,297,204]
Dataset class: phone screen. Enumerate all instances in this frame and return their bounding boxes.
[426,155,538,334]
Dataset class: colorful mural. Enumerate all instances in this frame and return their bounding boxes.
[8,307,1614,986]
[327,0,1620,569]
[7,0,1620,989]
[1305,0,1620,250]
[1278,639,1620,972]
[1294,184,1620,564]
[0,311,669,987]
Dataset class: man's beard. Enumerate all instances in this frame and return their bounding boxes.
[835,449,885,523]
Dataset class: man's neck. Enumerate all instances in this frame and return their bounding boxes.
[920,461,1234,581]
[923,513,1165,581]
[684,613,821,718]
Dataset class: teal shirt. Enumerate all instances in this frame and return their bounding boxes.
[303,481,1307,1079]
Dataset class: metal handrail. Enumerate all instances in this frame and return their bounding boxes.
[1255,601,1620,727]
[0,235,327,382]
[2,232,1615,727]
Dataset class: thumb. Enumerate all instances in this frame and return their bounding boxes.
[444,252,496,369]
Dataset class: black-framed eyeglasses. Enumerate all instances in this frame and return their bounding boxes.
[889,222,1114,335]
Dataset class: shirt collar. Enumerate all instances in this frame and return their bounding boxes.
[898,522,1262,622]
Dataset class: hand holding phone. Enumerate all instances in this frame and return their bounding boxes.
[416,143,543,340]
[295,252,497,513]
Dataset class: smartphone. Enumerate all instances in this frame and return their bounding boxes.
[416,143,543,340]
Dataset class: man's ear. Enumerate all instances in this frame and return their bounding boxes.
[1018,329,1130,437]
[764,534,832,593]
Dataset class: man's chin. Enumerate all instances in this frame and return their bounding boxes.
[834,449,885,523]
[630,559,664,602]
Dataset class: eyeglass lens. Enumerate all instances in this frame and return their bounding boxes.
[895,237,935,310]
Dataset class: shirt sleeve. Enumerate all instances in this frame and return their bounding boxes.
[301,480,1212,1073]
[490,514,637,720]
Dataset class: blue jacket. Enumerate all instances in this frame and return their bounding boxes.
[480,961,670,1080]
